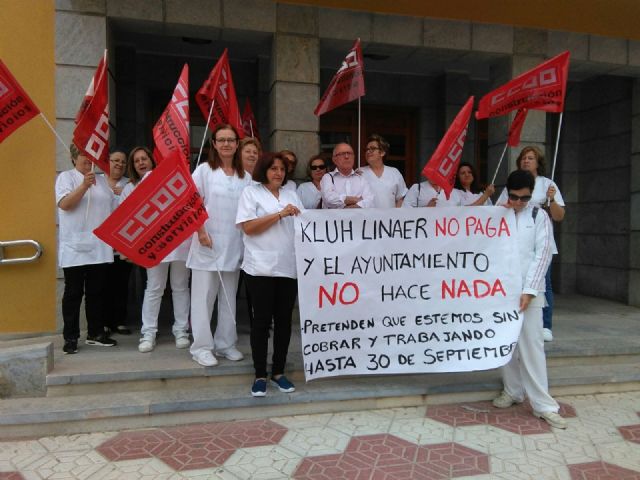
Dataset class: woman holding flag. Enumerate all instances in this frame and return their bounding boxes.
[401,177,463,208]
[188,124,252,367]
[455,162,495,206]
[121,146,192,354]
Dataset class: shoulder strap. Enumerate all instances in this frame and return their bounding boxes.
[532,206,539,221]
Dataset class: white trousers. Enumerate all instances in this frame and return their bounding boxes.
[502,303,559,413]
[141,261,190,338]
[190,269,239,357]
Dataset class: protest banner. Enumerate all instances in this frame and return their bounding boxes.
[295,207,523,381]
[0,59,40,143]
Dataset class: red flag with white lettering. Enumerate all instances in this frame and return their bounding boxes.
[196,49,244,137]
[0,60,40,143]
[314,39,365,116]
[476,51,570,119]
[507,108,528,147]
[422,96,474,199]
[94,155,208,268]
[241,98,259,139]
[73,50,110,173]
[153,64,190,165]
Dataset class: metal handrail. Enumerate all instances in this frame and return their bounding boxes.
[0,240,43,265]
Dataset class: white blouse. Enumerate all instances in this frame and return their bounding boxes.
[360,165,408,208]
[297,181,322,209]
[236,184,303,278]
[401,181,463,208]
[457,188,492,206]
[187,164,253,271]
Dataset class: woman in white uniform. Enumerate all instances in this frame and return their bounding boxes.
[188,124,252,367]
[239,137,262,176]
[454,162,495,206]
[402,177,463,208]
[56,143,117,354]
[121,146,191,353]
[236,152,303,397]
[359,134,407,208]
[296,154,327,209]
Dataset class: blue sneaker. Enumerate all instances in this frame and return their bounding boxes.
[271,375,295,393]
[251,378,267,397]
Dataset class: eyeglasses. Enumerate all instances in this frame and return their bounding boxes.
[215,137,237,144]
[333,151,354,158]
[110,159,126,164]
[365,147,381,153]
[310,164,326,171]
[508,193,532,202]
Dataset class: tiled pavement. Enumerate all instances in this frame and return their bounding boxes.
[1,391,640,479]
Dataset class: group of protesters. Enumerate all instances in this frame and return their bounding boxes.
[56,126,568,423]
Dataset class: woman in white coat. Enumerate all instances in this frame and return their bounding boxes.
[236,152,303,397]
[121,146,192,353]
[188,124,252,367]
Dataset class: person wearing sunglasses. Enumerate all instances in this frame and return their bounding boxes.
[296,154,327,209]
[320,142,374,209]
[492,169,567,430]
[496,146,565,342]
[360,134,407,208]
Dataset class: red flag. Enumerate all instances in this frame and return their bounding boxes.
[422,96,474,199]
[196,49,244,137]
[153,64,190,165]
[507,108,528,147]
[94,155,208,268]
[73,50,109,173]
[241,98,259,139]
[476,51,570,119]
[314,39,365,116]
[0,60,40,143]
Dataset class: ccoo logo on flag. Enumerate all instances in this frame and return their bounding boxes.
[0,79,11,98]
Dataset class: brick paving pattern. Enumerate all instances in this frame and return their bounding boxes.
[1,392,639,479]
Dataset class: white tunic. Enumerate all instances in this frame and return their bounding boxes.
[401,182,463,208]
[187,164,252,271]
[236,184,303,278]
[282,180,297,193]
[360,166,407,208]
[297,181,322,209]
[55,169,114,268]
[457,188,493,206]
[320,170,374,208]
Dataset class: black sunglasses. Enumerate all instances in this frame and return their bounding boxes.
[508,193,532,202]
[310,164,326,171]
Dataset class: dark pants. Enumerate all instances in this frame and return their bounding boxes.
[245,273,297,378]
[104,256,132,329]
[543,264,553,330]
[62,263,108,340]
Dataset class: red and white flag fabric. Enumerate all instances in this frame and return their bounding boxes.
[314,39,365,116]
[196,49,244,137]
[73,50,110,173]
[507,108,528,147]
[476,51,570,119]
[422,96,474,199]
[153,64,190,165]
[0,60,40,144]
[241,98,259,139]
[94,155,208,268]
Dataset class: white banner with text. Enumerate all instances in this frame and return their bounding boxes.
[295,207,523,381]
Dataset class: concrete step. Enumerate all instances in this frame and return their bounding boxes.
[4,361,640,438]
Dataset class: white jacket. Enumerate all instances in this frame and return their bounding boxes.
[515,204,553,297]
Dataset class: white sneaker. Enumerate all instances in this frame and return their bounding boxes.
[543,328,553,342]
[215,346,244,361]
[175,335,190,349]
[534,410,567,429]
[192,351,218,367]
[138,336,155,353]
[492,391,521,408]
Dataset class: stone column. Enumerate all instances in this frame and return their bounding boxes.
[270,4,320,180]
[630,78,640,306]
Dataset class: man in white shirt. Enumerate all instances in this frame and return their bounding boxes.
[320,143,374,208]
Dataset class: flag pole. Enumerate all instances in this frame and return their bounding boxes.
[39,113,69,152]
[249,119,254,138]
[357,96,362,169]
[490,142,509,185]
[550,112,563,181]
[196,99,216,166]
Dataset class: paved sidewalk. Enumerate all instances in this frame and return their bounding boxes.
[1,391,640,479]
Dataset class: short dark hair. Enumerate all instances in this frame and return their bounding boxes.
[253,152,289,186]
[516,146,546,176]
[506,170,535,192]
[366,134,389,156]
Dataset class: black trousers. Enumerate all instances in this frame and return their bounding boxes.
[104,256,132,329]
[62,263,108,340]
[244,273,297,378]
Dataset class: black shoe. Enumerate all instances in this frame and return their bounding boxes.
[63,339,78,354]
[86,334,117,347]
[115,325,132,335]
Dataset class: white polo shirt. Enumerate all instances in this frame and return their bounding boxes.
[360,165,408,208]
[236,184,303,278]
